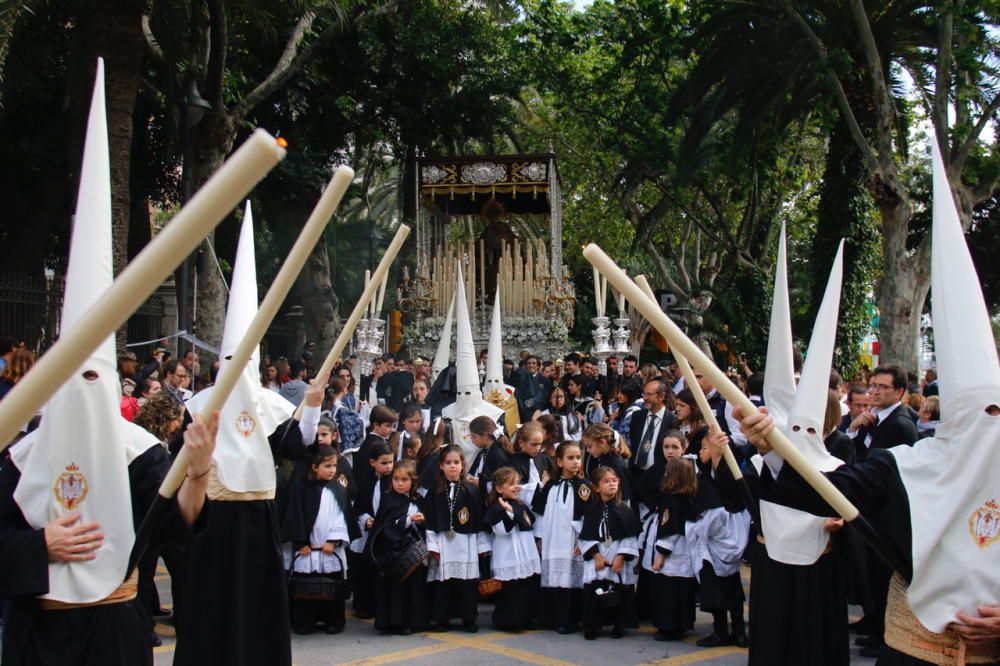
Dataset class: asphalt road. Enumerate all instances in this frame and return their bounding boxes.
[150,564,879,666]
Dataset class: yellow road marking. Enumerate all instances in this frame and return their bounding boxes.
[641,645,746,665]
[336,643,459,665]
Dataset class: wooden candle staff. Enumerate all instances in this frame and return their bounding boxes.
[584,244,909,575]
[0,129,286,451]
[633,275,743,481]
[304,223,412,408]
[128,166,354,576]
[159,166,355,497]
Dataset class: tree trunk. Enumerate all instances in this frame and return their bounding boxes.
[873,196,927,373]
[811,112,880,378]
[296,232,339,359]
[189,114,236,361]
[82,0,144,355]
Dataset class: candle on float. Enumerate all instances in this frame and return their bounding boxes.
[583,243,860,522]
[479,238,486,306]
[593,266,602,317]
[364,270,373,317]
[375,271,388,317]
[0,129,285,451]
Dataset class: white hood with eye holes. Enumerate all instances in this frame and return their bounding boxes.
[10,60,158,603]
[185,202,293,493]
[756,224,845,566]
[441,263,502,461]
[886,141,1000,633]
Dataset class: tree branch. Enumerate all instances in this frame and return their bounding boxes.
[933,4,953,156]
[236,0,400,121]
[142,13,168,73]
[954,92,1000,171]
[847,0,899,171]
[780,1,879,171]
[204,0,227,108]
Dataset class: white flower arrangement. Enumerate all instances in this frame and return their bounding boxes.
[402,316,568,347]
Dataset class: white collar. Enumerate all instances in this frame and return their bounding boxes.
[874,401,902,421]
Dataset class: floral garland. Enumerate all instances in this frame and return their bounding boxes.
[403,316,568,347]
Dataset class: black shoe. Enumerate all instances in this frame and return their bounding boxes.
[326,625,344,635]
[429,622,449,632]
[732,633,748,648]
[860,642,884,658]
[150,633,162,648]
[696,633,731,648]
[463,622,479,633]
[849,617,872,634]
[855,634,880,647]
[610,628,625,639]
[398,626,413,636]
[654,630,681,642]
[584,630,598,640]
[293,626,313,635]
[556,625,575,635]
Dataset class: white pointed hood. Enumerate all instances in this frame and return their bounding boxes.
[754,230,844,566]
[483,286,506,397]
[11,59,156,603]
[220,201,260,380]
[442,263,503,460]
[762,222,796,427]
[185,201,293,493]
[928,142,1000,419]
[431,293,455,383]
[887,139,1000,633]
[786,240,845,473]
[453,263,480,399]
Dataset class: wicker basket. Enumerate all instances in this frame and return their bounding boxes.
[477,578,503,597]
[288,551,348,601]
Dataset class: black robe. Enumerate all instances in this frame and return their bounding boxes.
[173,419,305,666]
[468,443,512,490]
[582,452,637,508]
[367,491,428,632]
[719,459,848,666]
[579,498,640,632]
[759,449,945,665]
[650,492,697,636]
[0,445,197,666]
[280,477,360,550]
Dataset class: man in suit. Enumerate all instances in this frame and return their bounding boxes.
[839,384,871,433]
[846,365,918,462]
[510,355,552,422]
[627,378,677,485]
[843,364,918,656]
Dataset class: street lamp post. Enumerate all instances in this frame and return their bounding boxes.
[177,76,211,357]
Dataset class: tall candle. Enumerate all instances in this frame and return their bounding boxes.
[375,272,388,316]
[583,243,860,523]
[0,129,285,451]
[593,266,602,317]
[159,166,354,496]
[479,238,486,306]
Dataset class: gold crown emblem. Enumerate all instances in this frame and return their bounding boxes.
[64,462,79,472]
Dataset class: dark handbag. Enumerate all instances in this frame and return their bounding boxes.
[593,571,625,610]
[288,549,349,601]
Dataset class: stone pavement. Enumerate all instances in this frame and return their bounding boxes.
[150,563,879,665]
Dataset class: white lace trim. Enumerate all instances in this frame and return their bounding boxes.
[540,557,583,588]
[427,559,480,581]
[493,560,541,581]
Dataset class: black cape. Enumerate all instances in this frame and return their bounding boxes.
[280,477,360,549]
[424,481,484,535]
[531,476,593,520]
[0,445,197,666]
